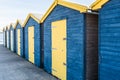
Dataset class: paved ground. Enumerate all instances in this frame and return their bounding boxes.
[0,45,57,80]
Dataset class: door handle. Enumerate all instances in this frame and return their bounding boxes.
[63,38,66,40]
[63,62,66,66]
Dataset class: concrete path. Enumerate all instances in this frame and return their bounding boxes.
[0,45,57,80]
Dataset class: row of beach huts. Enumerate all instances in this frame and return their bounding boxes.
[2,0,120,80]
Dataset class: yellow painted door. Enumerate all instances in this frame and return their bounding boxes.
[52,19,67,80]
[17,29,21,55]
[28,26,34,63]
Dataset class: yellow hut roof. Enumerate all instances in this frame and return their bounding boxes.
[10,23,16,29]
[6,25,11,30]
[22,13,43,27]
[40,0,88,23]
[3,27,6,31]
[14,20,24,29]
[90,0,109,11]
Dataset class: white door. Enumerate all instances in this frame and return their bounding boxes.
[3,32,5,46]
[7,31,9,48]
[11,31,14,51]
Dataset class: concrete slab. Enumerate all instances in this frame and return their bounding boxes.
[0,45,58,80]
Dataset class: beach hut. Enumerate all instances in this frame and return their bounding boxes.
[5,27,7,47]
[3,28,6,47]
[23,13,42,67]
[91,0,120,80]
[6,26,10,49]
[14,20,24,57]
[9,23,15,52]
[40,0,98,80]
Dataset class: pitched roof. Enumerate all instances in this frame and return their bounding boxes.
[3,27,6,31]
[6,25,10,30]
[40,0,88,23]
[10,23,16,29]
[90,0,109,11]
[22,13,43,27]
[14,20,24,29]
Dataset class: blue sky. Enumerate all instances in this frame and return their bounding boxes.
[0,0,95,29]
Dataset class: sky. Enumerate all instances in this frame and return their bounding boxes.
[0,0,95,30]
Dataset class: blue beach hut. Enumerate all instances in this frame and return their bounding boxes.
[91,0,120,80]
[40,0,99,80]
[23,13,42,67]
[14,20,24,57]
[9,23,15,52]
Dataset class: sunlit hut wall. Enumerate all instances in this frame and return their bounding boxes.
[6,25,10,49]
[4,27,7,47]
[14,20,24,57]
[23,13,42,67]
[9,23,15,52]
[0,28,3,44]
[40,0,98,80]
[2,28,5,46]
[91,0,120,80]
[3,27,6,47]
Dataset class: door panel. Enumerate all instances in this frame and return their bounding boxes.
[17,29,21,55]
[7,31,9,48]
[3,32,5,46]
[28,27,34,63]
[52,19,67,80]
[11,31,14,51]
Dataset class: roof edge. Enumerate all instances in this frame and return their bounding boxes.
[22,13,40,27]
[10,23,16,29]
[3,27,5,31]
[58,0,88,12]
[6,25,10,30]
[40,0,88,23]
[90,0,109,10]
[40,1,57,23]
[14,20,23,29]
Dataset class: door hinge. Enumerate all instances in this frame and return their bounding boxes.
[63,38,66,40]
[52,68,57,72]
[63,62,66,66]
